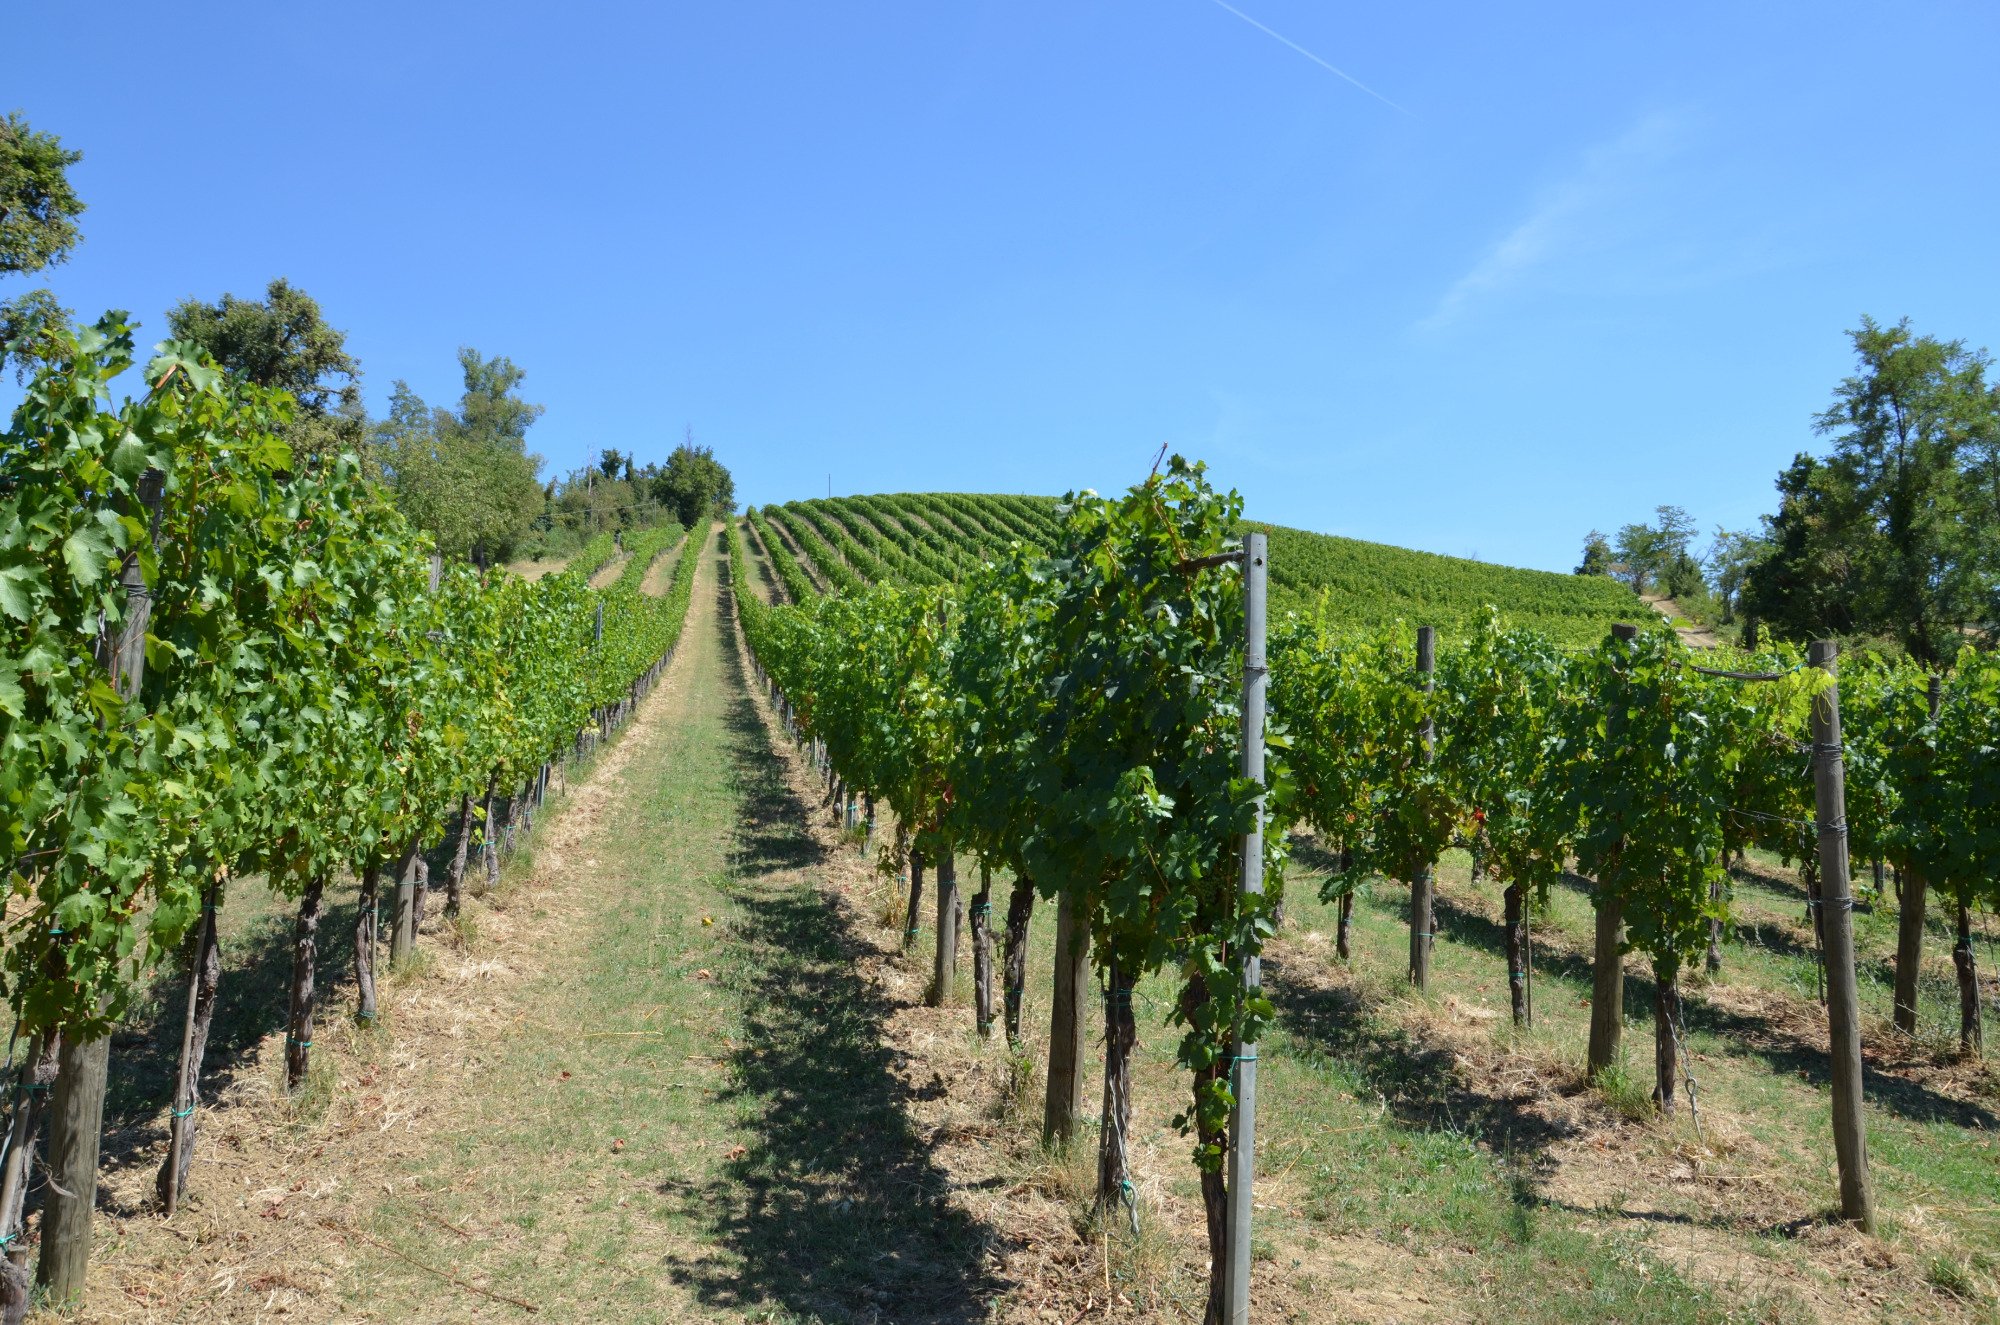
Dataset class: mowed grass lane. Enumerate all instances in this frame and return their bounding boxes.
[343,529,989,1324]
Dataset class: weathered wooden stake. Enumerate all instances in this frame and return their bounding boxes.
[391,838,420,965]
[1043,890,1089,1145]
[930,850,959,1008]
[1809,639,1876,1233]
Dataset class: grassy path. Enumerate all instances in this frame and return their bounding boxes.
[340,527,986,1322]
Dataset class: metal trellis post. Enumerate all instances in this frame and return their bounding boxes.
[1224,533,1268,1325]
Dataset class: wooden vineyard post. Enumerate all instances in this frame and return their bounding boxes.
[1891,674,1941,1037]
[39,469,164,1306]
[1043,889,1090,1145]
[1588,622,1637,1082]
[1809,640,1876,1233]
[390,838,420,966]
[930,849,959,1008]
[1408,625,1437,990]
[1223,532,1268,1325]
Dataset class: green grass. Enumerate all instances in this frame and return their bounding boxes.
[334,530,991,1323]
[146,520,1990,1323]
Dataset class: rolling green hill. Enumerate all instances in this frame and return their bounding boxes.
[743,493,1647,646]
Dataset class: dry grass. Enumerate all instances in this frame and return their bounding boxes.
[504,556,570,583]
[56,551,702,1323]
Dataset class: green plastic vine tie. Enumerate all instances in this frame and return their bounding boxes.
[171,1105,196,1120]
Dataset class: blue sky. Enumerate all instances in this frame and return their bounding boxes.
[7,1,1997,572]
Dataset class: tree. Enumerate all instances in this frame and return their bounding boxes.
[1740,454,1865,643]
[1613,522,1658,591]
[1705,526,1770,624]
[0,112,86,377]
[167,279,364,460]
[1746,318,1999,662]
[1612,506,1699,597]
[1575,530,1613,576]
[375,349,546,565]
[651,433,736,527]
[1813,317,1996,664]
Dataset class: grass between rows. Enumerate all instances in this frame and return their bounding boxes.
[88,526,1998,1322]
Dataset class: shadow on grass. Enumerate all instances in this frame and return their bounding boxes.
[1423,881,1995,1128]
[1264,950,1577,1184]
[665,550,999,1325]
[1536,1196,1824,1241]
[97,888,360,1215]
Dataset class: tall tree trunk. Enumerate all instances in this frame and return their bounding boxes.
[1096,960,1137,1222]
[446,786,481,919]
[287,876,327,1091]
[1954,899,1982,1058]
[37,1029,110,1305]
[1043,890,1089,1145]
[1652,959,1681,1114]
[903,846,925,952]
[970,865,995,1036]
[1587,891,1624,1082]
[355,864,380,1024]
[1408,860,1435,989]
[929,849,959,1008]
[157,881,221,1213]
[1002,874,1035,1043]
[0,1036,60,1324]
[1893,867,1928,1036]
[1503,881,1528,1026]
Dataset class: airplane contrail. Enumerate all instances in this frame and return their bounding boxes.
[1207,0,1408,114]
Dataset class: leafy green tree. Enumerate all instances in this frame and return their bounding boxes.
[1612,506,1698,597]
[651,435,735,526]
[1747,318,1998,663]
[1705,525,1770,624]
[166,279,364,459]
[1814,317,1995,663]
[1574,529,1613,576]
[0,112,86,377]
[1740,454,1864,643]
[375,349,546,565]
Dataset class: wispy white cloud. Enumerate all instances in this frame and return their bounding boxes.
[1420,112,1688,331]
[1207,0,1407,114]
